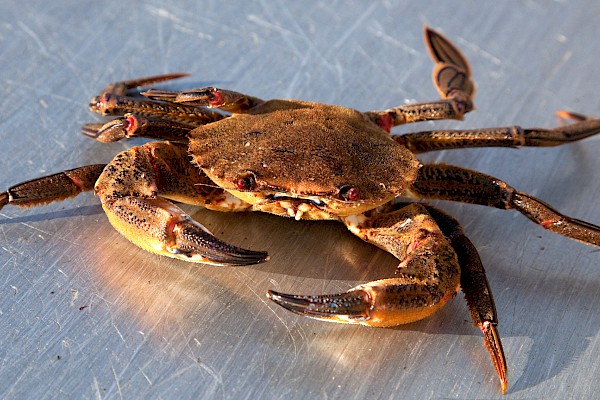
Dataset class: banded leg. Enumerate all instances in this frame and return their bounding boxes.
[88,74,226,125]
[395,111,600,153]
[409,164,600,247]
[143,86,265,114]
[422,204,507,394]
[94,141,266,266]
[0,164,105,210]
[268,203,461,326]
[365,27,475,132]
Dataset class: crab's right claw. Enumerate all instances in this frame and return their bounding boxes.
[425,26,475,113]
[101,196,268,267]
[171,219,270,266]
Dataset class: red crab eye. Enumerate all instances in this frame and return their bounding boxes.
[338,185,359,201]
[236,172,257,191]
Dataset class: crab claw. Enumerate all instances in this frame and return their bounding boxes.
[268,277,454,327]
[170,217,270,266]
[267,288,371,323]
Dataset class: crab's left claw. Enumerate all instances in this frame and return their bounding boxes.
[267,287,372,323]
[100,196,269,267]
[268,275,456,328]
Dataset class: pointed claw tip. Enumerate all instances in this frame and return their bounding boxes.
[266,289,278,301]
[81,124,101,139]
[266,290,315,315]
[222,249,269,266]
[556,110,587,122]
[501,377,508,395]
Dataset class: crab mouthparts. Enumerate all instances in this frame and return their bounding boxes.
[268,193,325,220]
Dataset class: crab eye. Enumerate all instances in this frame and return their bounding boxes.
[338,185,359,201]
[236,171,258,191]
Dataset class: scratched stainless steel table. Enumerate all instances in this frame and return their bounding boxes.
[2,1,600,399]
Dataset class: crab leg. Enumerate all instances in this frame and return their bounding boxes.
[88,73,225,125]
[422,204,507,394]
[268,203,507,392]
[0,164,106,210]
[366,26,475,132]
[143,86,264,114]
[82,113,195,143]
[95,141,266,266]
[268,203,461,326]
[395,111,600,153]
[410,164,600,247]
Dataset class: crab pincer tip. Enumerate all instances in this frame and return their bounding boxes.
[214,247,270,266]
[501,378,508,395]
[267,288,371,320]
[267,290,313,315]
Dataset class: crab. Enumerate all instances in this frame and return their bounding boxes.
[2,27,600,394]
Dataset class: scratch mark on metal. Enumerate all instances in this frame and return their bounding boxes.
[333,2,378,50]
[93,376,104,400]
[112,323,126,343]
[145,5,214,40]
[70,288,79,308]
[455,36,502,66]
[111,366,124,400]
[140,368,152,385]
[18,221,78,245]
[17,21,50,58]
[237,270,299,359]
[194,357,224,398]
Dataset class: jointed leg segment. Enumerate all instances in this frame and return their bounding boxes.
[411,164,600,246]
[94,141,265,266]
[268,202,507,392]
[86,74,226,127]
[396,111,600,153]
[143,86,265,114]
[82,113,196,143]
[366,27,475,132]
[268,204,461,326]
[0,164,105,210]
[423,204,507,393]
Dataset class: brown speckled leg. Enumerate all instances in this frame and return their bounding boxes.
[410,164,600,247]
[95,141,266,266]
[395,111,600,153]
[268,203,461,327]
[87,74,225,125]
[0,164,106,211]
[365,27,475,132]
[422,203,507,394]
[82,113,196,143]
[143,86,264,114]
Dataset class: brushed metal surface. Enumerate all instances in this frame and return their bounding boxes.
[1,1,600,399]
